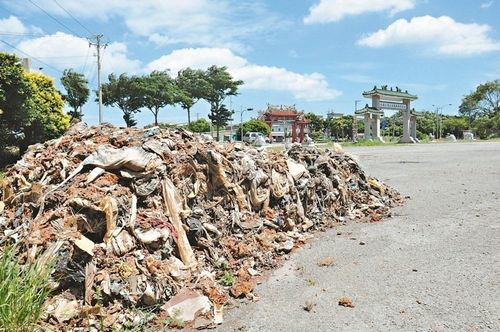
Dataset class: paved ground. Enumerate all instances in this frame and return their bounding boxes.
[220,142,500,332]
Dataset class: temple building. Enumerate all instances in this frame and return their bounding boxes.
[260,105,311,143]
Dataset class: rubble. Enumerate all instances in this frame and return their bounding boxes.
[0,123,402,330]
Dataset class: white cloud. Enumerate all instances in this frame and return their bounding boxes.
[481,1,494,9]
[304,0,415,24]
[0,15,42,35]
[18,0,283,51]
[358,16,500,56]
[147,48,341,101]
[16,32,141,75]
[0,15,28,34]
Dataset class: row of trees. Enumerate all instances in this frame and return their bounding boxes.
[100,66,242,140]
[0,56,244,153]
[60,66,243,140]
[0,53,70,153]
[301,111,472,141]
[383,111,469,140]
[304,112,354,140]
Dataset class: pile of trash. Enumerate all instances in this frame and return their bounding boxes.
[0,123,401,330]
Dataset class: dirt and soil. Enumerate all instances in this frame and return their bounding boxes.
[221,142,500,332]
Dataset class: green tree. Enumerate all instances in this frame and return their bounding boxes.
[357,119,365,137]
[0,52,32,148]
[326,115,352,140]
[239,119,271,137]
[472,113,500,139]
[459,96,476,129]
[459,80,500,121]
[176,68,209,126]
[441,115,468,138]
[101,73,143,127]
[382,111,415,139]
[415,111,437,137]
[208,104,233,138]
[189,118,210,133]
[22,72,70,150]
[60,69,89,120]
[304,112,325,133]
[202,66,243,140]
[140,71,177,126]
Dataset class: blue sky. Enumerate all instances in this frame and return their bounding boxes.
[1,0,499,127]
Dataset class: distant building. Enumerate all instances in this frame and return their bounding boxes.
[259,104,311,143]
[326,111,343,119]
[21,58,31,72]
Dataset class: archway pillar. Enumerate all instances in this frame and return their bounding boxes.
[399,99,415,143]
[364,113,372,140]
[372,114,384,142]
[410,115,417,141]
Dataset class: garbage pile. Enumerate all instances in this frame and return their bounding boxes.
[0,123,402,330]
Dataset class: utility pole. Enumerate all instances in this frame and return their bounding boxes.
[89,34,107,124]
[432,103,452,139]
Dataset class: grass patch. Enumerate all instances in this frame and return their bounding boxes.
[0,247,53,332]
[340,139,394,148]
[218,271,235,286]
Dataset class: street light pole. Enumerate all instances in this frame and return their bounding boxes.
[239,107,253,141]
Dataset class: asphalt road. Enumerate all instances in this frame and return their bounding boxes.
[220,141,500,332]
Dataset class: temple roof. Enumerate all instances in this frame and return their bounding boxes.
[262,104,304,118]
[355,105,384,115]
[363,85,418,100]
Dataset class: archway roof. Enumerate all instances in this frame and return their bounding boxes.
[355,105,384,115]
[363,85,418,101]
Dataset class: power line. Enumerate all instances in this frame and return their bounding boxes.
[26,0,82,37]
[81,45,91,76]
[52,0,93,35]
[0,38,63,73]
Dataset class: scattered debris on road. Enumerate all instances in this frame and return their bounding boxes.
[317,256,336,267]
[303,300,316,312]
[0,123,401,329]
[338,296,355,308]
